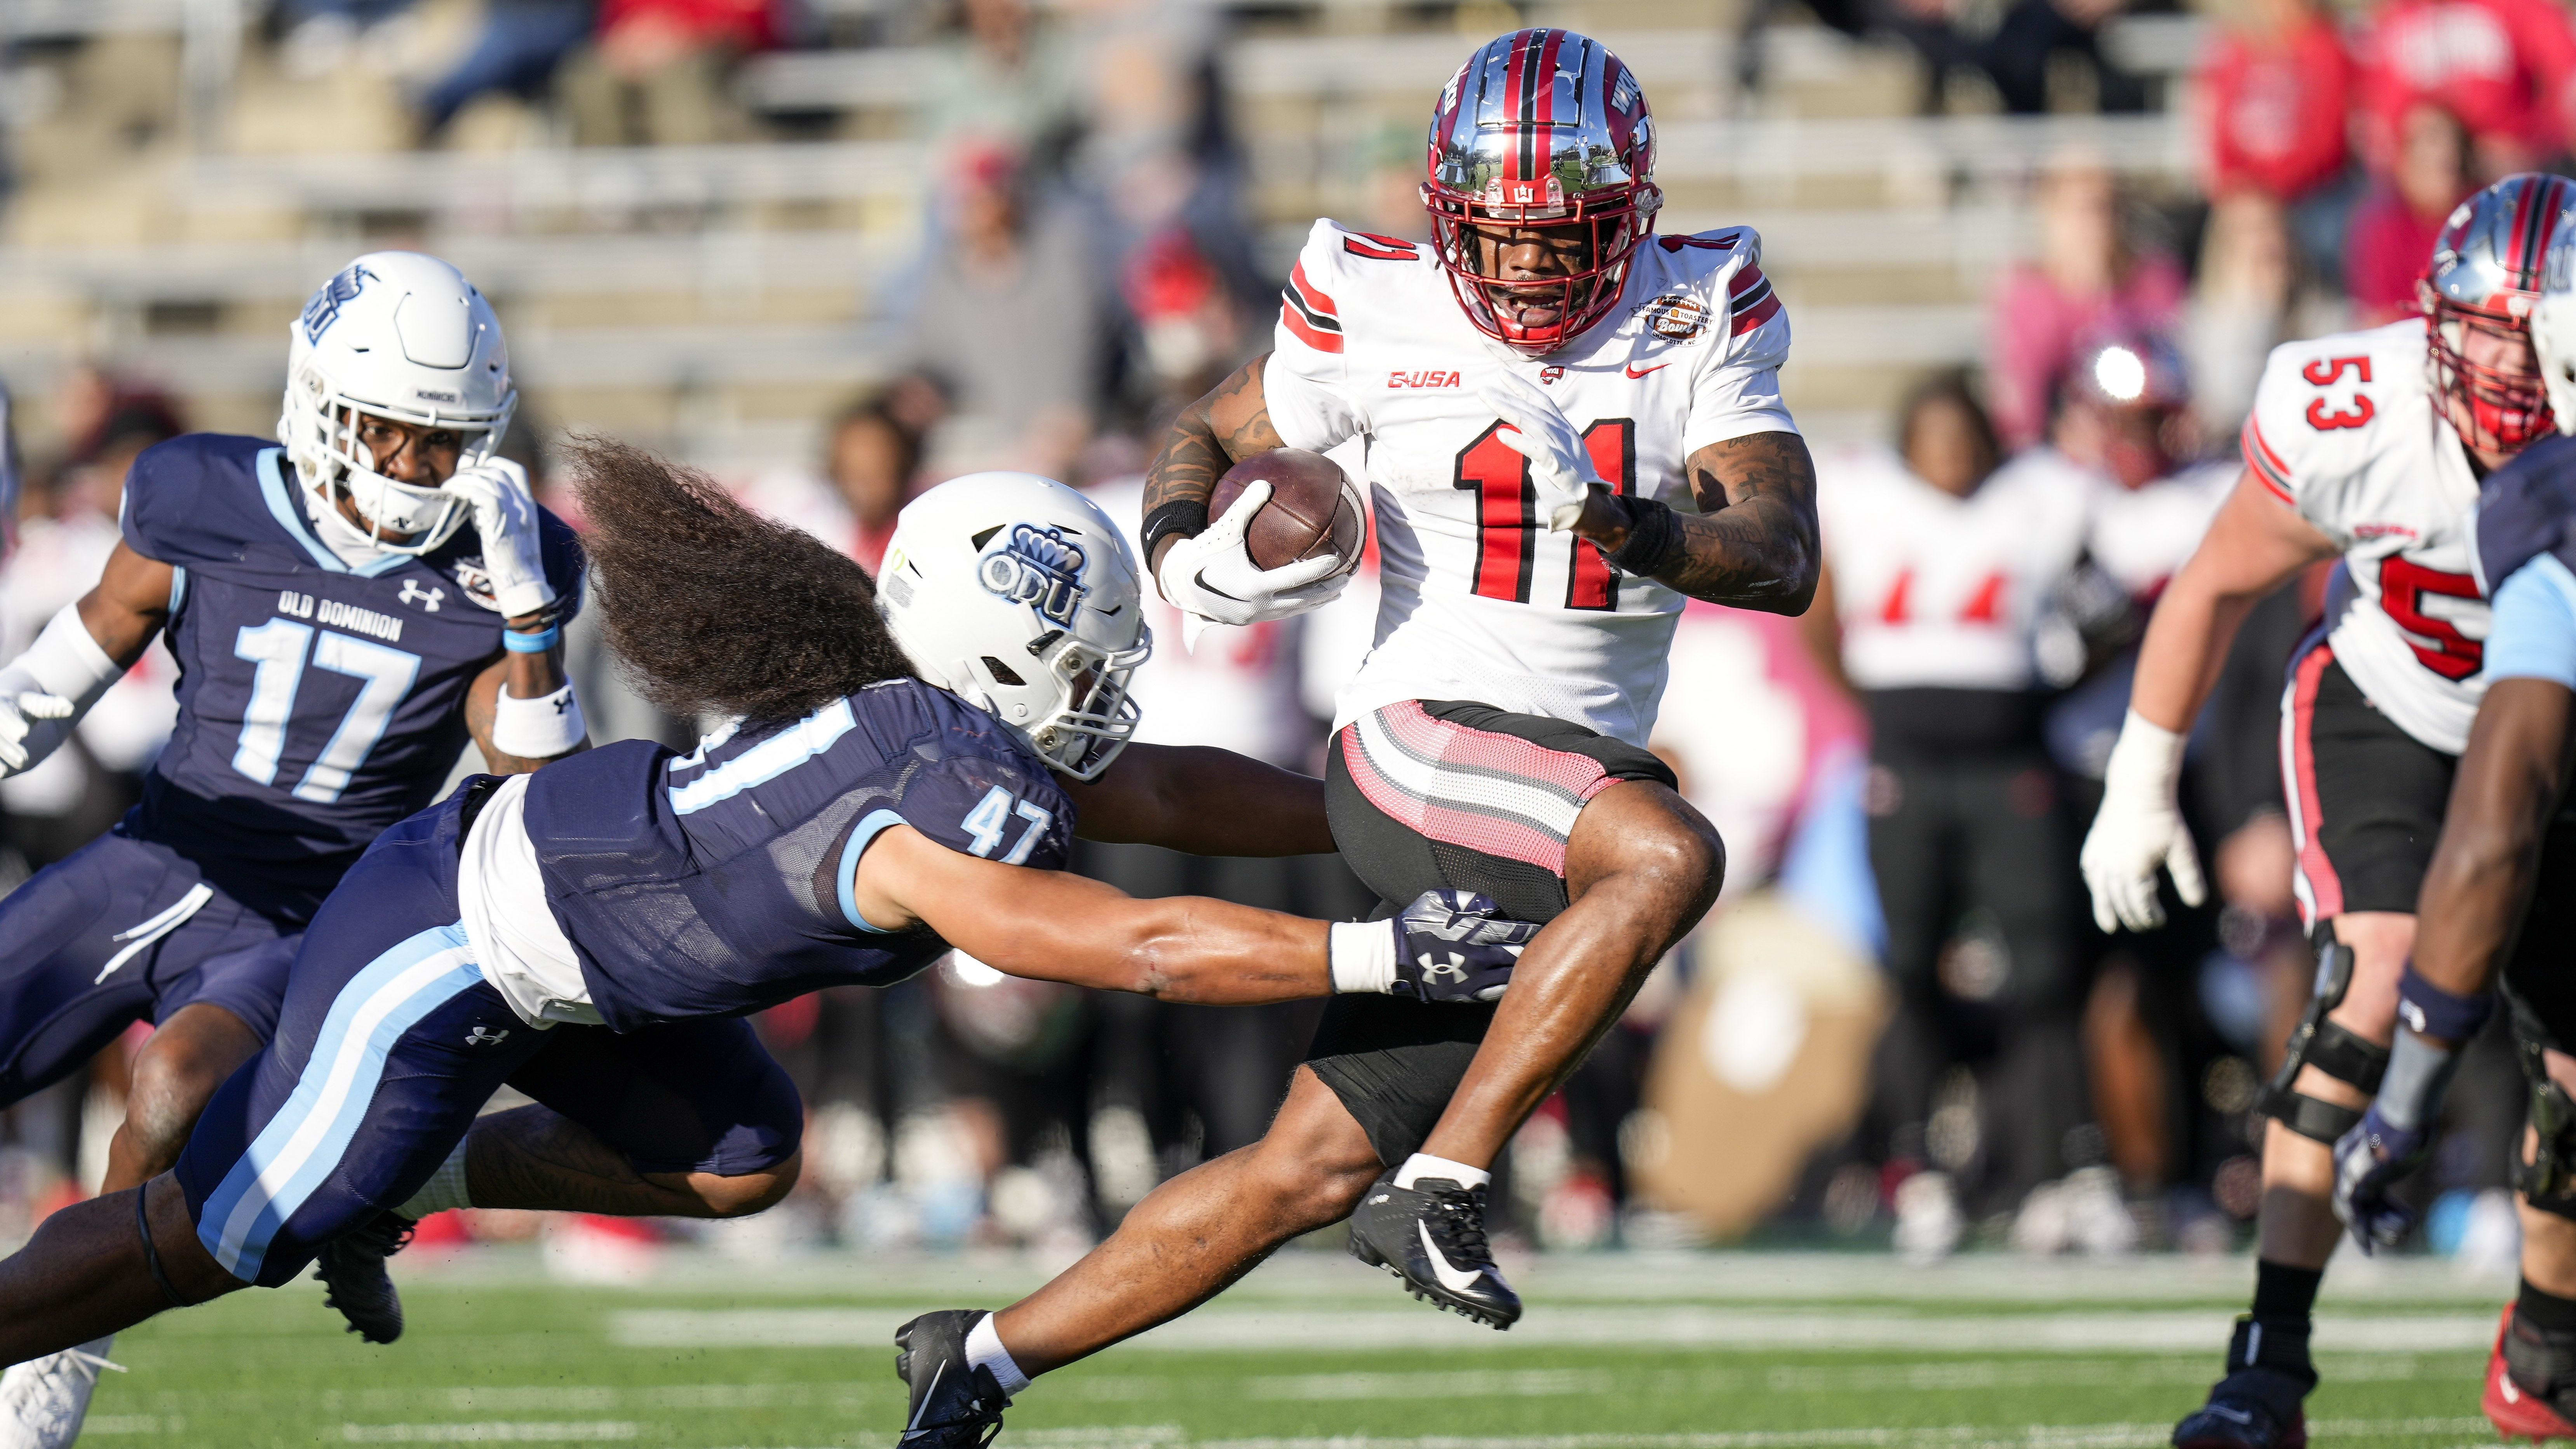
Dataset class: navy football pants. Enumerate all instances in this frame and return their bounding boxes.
[0,830,298,1106]
[176,788,804,1287]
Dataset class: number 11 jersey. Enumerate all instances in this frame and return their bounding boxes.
[121,433,585,922]
[2241,319,2491,753]
[1261,218,1799,748]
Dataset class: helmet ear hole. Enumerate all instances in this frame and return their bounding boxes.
[981,656,1028,688]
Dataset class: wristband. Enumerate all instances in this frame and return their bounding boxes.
[502,624,561,654]
[2376,1027,2462,1133]
[2397,964,2496,1042]
[490,683,586,759]
[1327,919,1395,994]
[2101,710,2187,798]
[1604,495,1684,577]
[1141,499,1211,566]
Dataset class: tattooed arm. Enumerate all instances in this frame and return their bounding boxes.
[1141,355,1286,577]
[1564,431,1822,614]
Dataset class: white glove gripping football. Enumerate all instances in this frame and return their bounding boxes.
[0,603,122,777]
[446,459,556,621]
[1155,478,1350,648]
[1482,371,1606,533]
[2080,710,2208,933]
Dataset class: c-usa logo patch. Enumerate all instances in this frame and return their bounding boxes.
[978,523,1087,626]
[301,263,376,345]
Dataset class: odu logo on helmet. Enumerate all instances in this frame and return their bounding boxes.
[301,262,376,344]
[978,523,1087,626]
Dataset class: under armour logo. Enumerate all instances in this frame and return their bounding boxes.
[554,695,574,714]
[399,580,444,612]
[465,1025,510,1047]
[1416,954,1470,985]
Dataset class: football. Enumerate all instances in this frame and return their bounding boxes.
[1209,448,1365,577]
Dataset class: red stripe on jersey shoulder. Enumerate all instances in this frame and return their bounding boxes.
[1344,236,1419,261]
[1288,258,1339,318]
[1280,297,1343,354]
[2242,416,2295,502]
[1727,263,1768,297]
[1660,233,1740,252]
[1729,291,1782,336]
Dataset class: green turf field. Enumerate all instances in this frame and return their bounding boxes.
[82,1248,2515,1448]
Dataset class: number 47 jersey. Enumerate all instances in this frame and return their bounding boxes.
[122,433,584,922]
[1262,219,1797,749]
[2241,319,2491,754]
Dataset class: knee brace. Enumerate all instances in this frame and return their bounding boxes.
[2517,1028,2576,1220]
[2256,924,2392,1144]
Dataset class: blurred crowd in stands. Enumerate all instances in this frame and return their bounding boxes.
[0,0,2569,1267]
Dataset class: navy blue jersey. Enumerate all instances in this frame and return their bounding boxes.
[523,678,1075,1031]
[122,434,583,922]
[2479,432,2576,592]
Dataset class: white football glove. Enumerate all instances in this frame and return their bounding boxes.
[2079,710,2208,933]
[1156,479,1350,649]
[0,676,72,775]
[446,459,556,620]
[1482,371,1606,533]
[0,605,123,778]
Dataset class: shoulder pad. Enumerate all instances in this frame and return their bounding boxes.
[119,432,275,565]
[2242,324,2422,505]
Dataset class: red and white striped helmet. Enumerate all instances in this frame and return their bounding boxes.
[2420,172,2576,453]
[1421,29,1660,357]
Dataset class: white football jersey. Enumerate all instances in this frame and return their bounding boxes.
[1817,445,2092,693]
[2242,319,2489,753]
[1263,219,1798,747]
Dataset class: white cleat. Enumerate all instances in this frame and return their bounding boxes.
[0,1336,124,1449]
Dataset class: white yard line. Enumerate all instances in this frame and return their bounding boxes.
[339,1425,639,1443]
[1182,1418,2492,1449]
[606,1306,2498,1355]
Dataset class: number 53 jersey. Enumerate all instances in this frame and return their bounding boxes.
[2242,319,2491,754]
[1262,219,1797,749]
[121,433,584,922]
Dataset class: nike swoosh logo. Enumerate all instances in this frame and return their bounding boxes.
[1625,363,1668,379]
[2505,1371,2524,1404]
[908,1362,944,1430]
[1191,570,1245,603]
[1417,1220,1481,1294]
[2205,1407,2252,1425]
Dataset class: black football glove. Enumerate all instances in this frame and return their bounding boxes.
[1387,889,1539,1003]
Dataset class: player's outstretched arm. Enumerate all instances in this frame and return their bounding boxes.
[1061,742,1333,858]
[848,824,1531,1006]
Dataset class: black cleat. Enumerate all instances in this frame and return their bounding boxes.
[1346,1168,1519,1329]
[314,1212,415,1345]
[895,1310,1010,1449]
[2174,1318,2313,1449]
[2171,1381,2307,1449]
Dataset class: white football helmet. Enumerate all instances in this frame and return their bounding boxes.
[278,251,516,555]
[878,472,1150,780]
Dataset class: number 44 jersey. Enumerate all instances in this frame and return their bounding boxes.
[122,433,583,921]
[1263,219,1797,749]
[2242,319,2493,754]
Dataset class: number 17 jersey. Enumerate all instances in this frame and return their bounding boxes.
[121,433,585,923]
[2240,319,2490,753]
[1261,219,1799,748]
